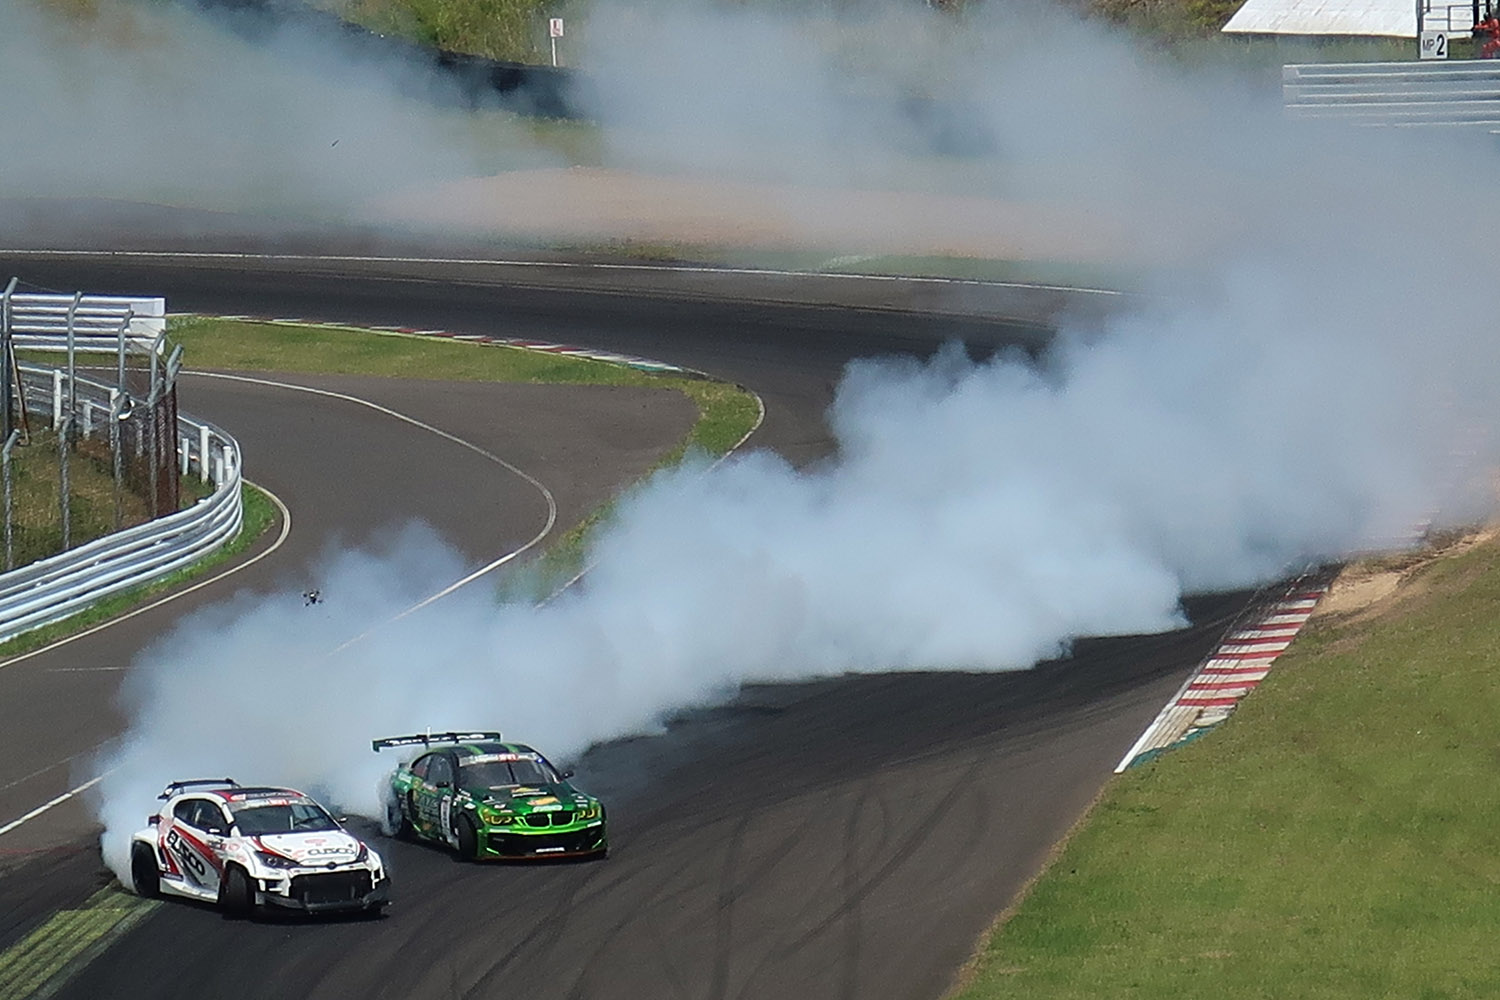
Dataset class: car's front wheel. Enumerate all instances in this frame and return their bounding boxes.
[219,865,255,919]
[130,844,160,899]
[454,815,481,862]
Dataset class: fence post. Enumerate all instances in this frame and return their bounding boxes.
[1,278,15,443]
[148,328,167,403]
[146,387,159,520]
[65,293,81,426]
[199,423,210,483]
[110,390,128,531]
[2,429,19,571]
[58,413,73,552]
[51,369,63,429]
[117,310,132,394]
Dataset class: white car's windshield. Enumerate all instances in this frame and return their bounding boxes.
[231,800,339,835]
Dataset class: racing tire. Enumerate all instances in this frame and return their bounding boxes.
[454,815,481,862]
[385,796,414,840]
[130,844,161,899]
[219,865,255,919]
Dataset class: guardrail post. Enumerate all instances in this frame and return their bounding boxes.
[51,370,62,430]
[199,423,211,483]
[2,429,19,570]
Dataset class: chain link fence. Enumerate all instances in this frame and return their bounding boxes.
[0,279,243,642]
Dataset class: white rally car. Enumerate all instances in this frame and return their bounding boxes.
[130,779,390,917]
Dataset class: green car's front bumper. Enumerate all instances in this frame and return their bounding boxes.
[480,819,607,859]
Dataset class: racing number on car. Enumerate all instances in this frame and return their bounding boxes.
[440,794,452,836]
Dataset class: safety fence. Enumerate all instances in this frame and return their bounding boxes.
[2,287,166,355]
[0,285,243,645]
[1283,60,1500,128]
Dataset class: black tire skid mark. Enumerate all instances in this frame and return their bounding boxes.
[707,811,754,1000]
[561,804,833,1000]
[764,752,990,969]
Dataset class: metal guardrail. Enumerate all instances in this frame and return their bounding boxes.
[0,364,242,644]
[1284,60,1500,127]
[3,291,167,355]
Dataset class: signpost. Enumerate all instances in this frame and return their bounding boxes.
[549,17,563,67]
[1419,29,1449,58]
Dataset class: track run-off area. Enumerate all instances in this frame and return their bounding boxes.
[0,250,1255,1000]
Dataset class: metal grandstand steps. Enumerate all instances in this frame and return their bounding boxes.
[1283,60,1500,127]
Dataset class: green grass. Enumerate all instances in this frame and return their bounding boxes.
[0,484,278,659]
[954,535,1500,1000]
[307,0,1437,67]
[173,316,760,591]
[0,428,154,568]
[172,316,657,385]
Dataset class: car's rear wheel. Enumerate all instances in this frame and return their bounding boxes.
[130,844,160,899]
[385,796,413,840]
[219,865,255,919]
[454,815,480,862]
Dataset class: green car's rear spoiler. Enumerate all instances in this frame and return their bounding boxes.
[372,731,503,752]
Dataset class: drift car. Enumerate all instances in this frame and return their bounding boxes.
[130,779,390,917]
[374,731,607,861]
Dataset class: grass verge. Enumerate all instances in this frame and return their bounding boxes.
[0,485,278,660]
[0,428,155,568]
[953,530,1500,1000]
[174,316,761,592]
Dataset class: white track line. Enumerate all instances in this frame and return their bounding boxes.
[0,774,106,838]
[0,249,1125,298]
[187,372,558,622]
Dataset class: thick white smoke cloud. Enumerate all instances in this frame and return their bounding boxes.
[94,247,1500,880]
[45,0,1500,880]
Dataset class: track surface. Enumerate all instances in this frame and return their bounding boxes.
[0,252,1244,1000]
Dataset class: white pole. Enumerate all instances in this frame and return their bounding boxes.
[199,424,211,483]
[551,35,557,67]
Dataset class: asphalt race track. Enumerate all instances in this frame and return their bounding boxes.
[0,250,1250,1000]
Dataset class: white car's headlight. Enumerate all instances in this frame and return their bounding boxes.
[255,850,299,870]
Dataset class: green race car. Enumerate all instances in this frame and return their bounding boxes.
[373,731,607,861]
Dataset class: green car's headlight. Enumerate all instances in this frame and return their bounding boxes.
[577,801,601,821]
[480,806,515,825]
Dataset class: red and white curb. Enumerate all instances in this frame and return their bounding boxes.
[1114,571,1333,772]
[204,316,689,375]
